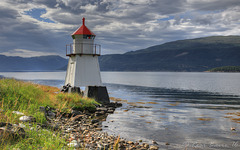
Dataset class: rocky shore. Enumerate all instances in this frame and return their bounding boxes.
[1,102,159,150]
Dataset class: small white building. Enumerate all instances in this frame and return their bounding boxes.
[64,17,109,103]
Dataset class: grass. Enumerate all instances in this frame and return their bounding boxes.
[2,125,67,150]
[0,78,99,149]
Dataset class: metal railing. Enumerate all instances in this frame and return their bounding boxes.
[66,43,101,56]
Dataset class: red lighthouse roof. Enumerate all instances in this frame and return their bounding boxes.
[72,17,95,36]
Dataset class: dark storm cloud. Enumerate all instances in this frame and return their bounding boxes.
[0,2,62,55]
[148,0,187,15]
[189,0,240,11]
[192,14,214,25]
[0,6,19,19]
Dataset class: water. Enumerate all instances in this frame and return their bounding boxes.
[1,71,240,149]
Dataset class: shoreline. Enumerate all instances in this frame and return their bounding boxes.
[0,78,159,149]
[44,102,159,149]
[0,100,160,149]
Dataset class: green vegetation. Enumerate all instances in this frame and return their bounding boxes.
[208,66,240,72]
[99,36,240,72]
[56,93,98,112]
[0,78,98,149]
[2,125,66,150]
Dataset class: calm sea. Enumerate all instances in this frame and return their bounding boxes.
[1,71,240,149]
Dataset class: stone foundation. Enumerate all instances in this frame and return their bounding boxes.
[84,86,110,104]
[61,85,110,104]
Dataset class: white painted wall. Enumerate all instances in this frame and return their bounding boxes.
[74,55,102,87]
[64,56,76,86]
[65,55,102,87]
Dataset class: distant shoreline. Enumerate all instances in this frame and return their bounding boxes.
[208,66,240,73]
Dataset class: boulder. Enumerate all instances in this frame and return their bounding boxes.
[0,123,25,141]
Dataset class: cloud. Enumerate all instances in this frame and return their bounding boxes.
[0,0,240,56]
[187,0,240,11]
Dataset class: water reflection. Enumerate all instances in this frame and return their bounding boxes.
[103,83,240,150]
[106,83,240,107]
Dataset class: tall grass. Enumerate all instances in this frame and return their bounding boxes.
[2,124,67,150]
[0,78,98,149]
[0,78,49,123]
[56,93,98,112]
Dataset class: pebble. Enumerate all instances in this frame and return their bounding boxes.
[39,106,45,112]
[66,128,73,132]
[71,109,82,116]
[152,140,158,145]
[149,145,159,150]
[96,107,108,112]
[47,111,56,118]
[143,143,150,148]
[18,123,26,128]
[41,102,157,150]
[19,116,36,122]
[12,111,24,115]
[91,119,99,124]
[128,141,134,145]
[95,128,102,131]
[67,140,80,148]
[231,127,236,131]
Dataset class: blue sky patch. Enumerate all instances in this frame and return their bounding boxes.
[25,8,55,23]
[158,16,174,21]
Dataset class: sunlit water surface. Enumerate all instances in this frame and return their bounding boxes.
[1,71,240,150]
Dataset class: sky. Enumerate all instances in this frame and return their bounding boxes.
[0,0,240,58]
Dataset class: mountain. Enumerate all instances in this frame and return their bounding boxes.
[0,55,67,71]
[1,36,240,72]
[99,36,240,71]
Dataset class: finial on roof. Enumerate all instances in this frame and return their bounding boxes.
[82,17,85,25]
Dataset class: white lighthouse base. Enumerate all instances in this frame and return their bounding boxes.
[84,86,110,104]
[64,55,102,87]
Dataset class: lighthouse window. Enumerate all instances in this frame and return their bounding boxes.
[83,35,87,39]
[83,35,95,39]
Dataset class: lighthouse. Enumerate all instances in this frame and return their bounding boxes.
[64,17,109,103]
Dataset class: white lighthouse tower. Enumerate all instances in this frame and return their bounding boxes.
[64,17,109,103]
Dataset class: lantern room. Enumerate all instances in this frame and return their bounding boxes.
[66,17,100,56]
